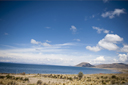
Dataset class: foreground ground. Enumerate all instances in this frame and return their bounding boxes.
[0,72,128,85]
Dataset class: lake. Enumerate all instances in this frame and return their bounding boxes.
[0,62,119,74]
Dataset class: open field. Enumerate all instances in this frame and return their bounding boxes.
[0,72,128,85]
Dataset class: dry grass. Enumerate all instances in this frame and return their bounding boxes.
[0,73,128,85]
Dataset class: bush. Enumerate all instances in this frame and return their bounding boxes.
[0,81,3,84]
[111,80,115,84]
[21,72,25,75]
[6,74,13,79]
[78,72,83,80]
[67,77,73,81]
[63,83,65,85]
[111,75,116,79]
[20,77,23,80]
[7,81,17,85]
[101,76,103,78]
[15,77,20,80]
[74,76,78,79]
[37,80,42,85]
[24,78,29,81]
[0,76,5,79]
[121,81,125,84]
[43,83,47,85]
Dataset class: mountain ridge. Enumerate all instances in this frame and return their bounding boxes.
[95,63,128,69]
[75,62,128,69]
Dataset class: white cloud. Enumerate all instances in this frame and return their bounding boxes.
[31,39,39,44]
[92,56,106,64]
[111,31,113,33]
[0,44,91,66]
[86,46,101,52]
[118,53,128,62]
[92,26,103,34]
[120,44,128,52]
[103,0,108,3]
[86,34,123,52]
[113,58,118,63]
[98,39,119,50]
[90,56,120,64]
[31,39,51,47]
[104,30,109,34]
[101,34,123,43]
[41,42,51,47]
[70,25,77,33]
[95,56,105,61]
[113,9,125,16]
[101,9,125,19]
[74,39,81,41]
[4,33,8,35]
[92,26,109,34]
[98,34,123,51]
[46,40,51,43]
[0,49,75,65]
[60,43,75,46]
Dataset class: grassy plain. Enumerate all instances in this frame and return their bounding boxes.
[0,72,128,85]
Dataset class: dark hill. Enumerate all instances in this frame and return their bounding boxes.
[76,62,95,67]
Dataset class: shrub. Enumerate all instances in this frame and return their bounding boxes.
[0,81,3,84]
[111,80,115,84]
[78,72,83,80]
[101,76,103,78]
[24,78,29,81]
[20,77,23,80]
[6,74,13,79]
[97,77,99,79]
[63,83,65,85]
[21,72,25,75]
[7,81,17,85]
[87,79,91,82]
[121,81,125,84]
[15,77,20,80]
[37,80,42,85]
[111,75,116,79]
[43,83,47,85]
[67,77,73,81]
[74,76,78,79]
[0,76,5,79]
[60,75,63,79]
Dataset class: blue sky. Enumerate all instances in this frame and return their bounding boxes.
[0,0,128,65]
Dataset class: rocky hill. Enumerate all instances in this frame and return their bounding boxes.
[95,63,128,69]
[76,62,95,67]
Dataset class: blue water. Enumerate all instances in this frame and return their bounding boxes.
[0,62,119,74]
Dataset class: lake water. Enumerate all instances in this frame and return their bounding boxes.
[0,62,119,74]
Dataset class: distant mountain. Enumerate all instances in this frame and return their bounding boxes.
[95,63,128,69]
[76,62,95,67]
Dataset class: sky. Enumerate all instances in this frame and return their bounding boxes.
[0,0,128,66]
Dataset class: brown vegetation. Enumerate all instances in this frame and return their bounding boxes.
[0,72,128,85]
